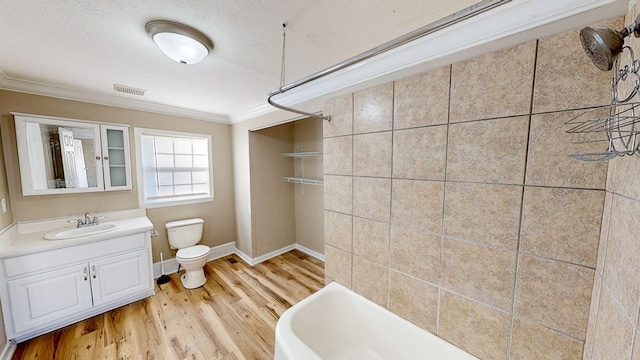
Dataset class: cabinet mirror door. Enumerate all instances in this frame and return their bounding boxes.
[14,114,104,196]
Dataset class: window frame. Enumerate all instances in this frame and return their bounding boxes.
[134,127,214,208]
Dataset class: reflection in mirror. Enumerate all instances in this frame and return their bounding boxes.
[25,123,98,190]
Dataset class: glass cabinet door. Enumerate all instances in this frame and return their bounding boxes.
[100,125,132,190]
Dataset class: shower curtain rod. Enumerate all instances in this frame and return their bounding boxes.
[267,0,513,121]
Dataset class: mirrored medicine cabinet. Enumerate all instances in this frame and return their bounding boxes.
[12,113,132,196]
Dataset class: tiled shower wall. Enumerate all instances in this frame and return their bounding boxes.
[323,17,622,360]
[582,5,640,360]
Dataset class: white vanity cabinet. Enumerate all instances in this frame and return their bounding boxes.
[0,231,154,342]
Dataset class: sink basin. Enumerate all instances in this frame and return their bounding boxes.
[43,223,123,240]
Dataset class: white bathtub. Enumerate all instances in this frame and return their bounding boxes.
[275,282,479,360]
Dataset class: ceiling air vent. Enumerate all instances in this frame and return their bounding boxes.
[113,84,146,96]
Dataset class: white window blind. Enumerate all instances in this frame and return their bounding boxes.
[135,128,213,207]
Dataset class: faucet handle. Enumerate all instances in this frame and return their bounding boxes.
[92,215,107,224]
[67,219,83,228]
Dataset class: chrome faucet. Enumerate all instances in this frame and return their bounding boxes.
[68,213,107,228]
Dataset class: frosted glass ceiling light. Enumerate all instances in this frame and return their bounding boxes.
[145,20,213,64]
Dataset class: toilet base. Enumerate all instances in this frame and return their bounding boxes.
[180,268,206,289]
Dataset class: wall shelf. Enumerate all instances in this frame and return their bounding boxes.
[281,151,323,158]
[282,151,323,190]
[283,176,324,185]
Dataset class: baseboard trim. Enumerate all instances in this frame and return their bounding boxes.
[295,244,325,262]
[153,241,235,278]
[252,244,297,265]
[233,248,253,266]
[0,341,15,360]
[153,241,325,276]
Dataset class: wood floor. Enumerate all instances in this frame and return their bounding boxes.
[11,250,325,360]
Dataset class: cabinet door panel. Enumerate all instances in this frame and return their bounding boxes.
[91,249,151,306]
[8,264,92,333]
[100,125,132,190]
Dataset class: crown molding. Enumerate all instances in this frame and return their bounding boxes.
[0,71,230,124]
[228,102,276,124]
[269,0,629,114]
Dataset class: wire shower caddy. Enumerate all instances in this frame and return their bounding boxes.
[566,46,640,161]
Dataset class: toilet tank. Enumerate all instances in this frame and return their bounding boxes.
[165,218,204,249]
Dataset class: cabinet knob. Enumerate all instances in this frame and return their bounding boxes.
[96,156,101,160]
[92,265,97,279]
[103,156,109,160]
[83,267,88,281]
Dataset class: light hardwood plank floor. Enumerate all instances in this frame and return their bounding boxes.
[12,249,325,360]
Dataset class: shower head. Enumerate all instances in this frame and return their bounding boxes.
[580,27,626,71]
[580,15,640,72]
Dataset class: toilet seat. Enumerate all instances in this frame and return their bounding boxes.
[176,245,210,259]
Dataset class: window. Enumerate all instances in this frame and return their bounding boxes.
[134,128,213,207]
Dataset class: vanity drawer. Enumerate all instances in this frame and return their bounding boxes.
[4,233,147,278]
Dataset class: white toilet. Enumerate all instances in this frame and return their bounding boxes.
[165,218,211,289]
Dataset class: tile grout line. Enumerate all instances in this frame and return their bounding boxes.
[507,39,539,360]
[386,81,396,309]
[436,63,454,335]
[350,93,355,290]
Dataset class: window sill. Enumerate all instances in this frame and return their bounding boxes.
[139,196,214,209]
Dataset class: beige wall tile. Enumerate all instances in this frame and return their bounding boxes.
[394,66,450,129]
[324,245,352,288]
[444,182,522,250]
[533,18,623,113]
[389,225,441,284]
[450,41,536,122]
[324,175,352,214]
[602,195,640,320]
[324,210,352,252]
[439,291,511,360]
[590,286,634,360]
[352,255,389,307]
[353,132,392,177]
[606,156,617,192]
[353,177,391,222]
[510,318,585,360]
[393,125,447,180]
[613,153,640,201]
[527,112,607,189]
[597,192,613,275]
[323,136,352,175]
[447,116,529,184]
[583,273,603,360]
[520,187,603,267]
[353,217,389,266]
[515,254,593,339]
[323,94,353,138]
[389,271,439,333]
[391,179,444,233]
[354,83,393,134]
[632,329,640,360]
[442,238,516,311]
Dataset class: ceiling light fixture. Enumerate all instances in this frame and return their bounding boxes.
[145,20,213,65]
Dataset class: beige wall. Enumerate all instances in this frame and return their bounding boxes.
[583,4,640,360]
[234,114,324,258]
[231,110,300,257]
[323,17,622,359]
[0,90,237,264]
[292,119,324,254]
[249,124,296,256]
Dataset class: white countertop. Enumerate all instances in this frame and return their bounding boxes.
[0,209,154,258]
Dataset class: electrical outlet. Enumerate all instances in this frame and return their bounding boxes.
[1,198,6,214]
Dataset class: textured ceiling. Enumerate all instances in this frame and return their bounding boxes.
[0,0,480,122]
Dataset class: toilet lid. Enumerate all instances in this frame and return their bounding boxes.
[176,245,210,259]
